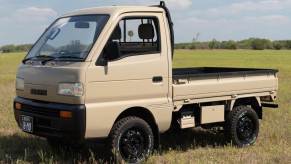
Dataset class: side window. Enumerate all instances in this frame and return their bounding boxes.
[102,17,160,61]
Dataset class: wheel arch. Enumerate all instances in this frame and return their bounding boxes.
[231,97,262,119]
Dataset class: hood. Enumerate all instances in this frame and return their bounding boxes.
[16,61,88,104]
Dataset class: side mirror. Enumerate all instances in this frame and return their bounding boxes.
[104,42,121,60]
[96,54,108,66]
[96,41,120,66]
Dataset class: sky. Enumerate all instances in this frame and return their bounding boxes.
[1,0,291,45]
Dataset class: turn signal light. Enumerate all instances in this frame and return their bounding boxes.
[60,111,72,118]
[15,103,22,110]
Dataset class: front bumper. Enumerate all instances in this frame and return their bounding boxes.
[14,97,86,140]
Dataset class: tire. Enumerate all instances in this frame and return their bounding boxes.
[225,105,259,147]
[109,116,154,163]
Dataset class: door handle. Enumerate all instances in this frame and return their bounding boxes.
[152,76,163,83]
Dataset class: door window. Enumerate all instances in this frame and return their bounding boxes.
[101,17,160,61]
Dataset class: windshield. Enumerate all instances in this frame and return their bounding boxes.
[25,15,109,61]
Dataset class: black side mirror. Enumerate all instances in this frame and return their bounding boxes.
[96,41,120,66]
[96,55,108,66]
[105,41,121,60]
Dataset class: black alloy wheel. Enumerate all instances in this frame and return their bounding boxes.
[225,105,259,147]
[237,115,256,143]
[109,116,154,163]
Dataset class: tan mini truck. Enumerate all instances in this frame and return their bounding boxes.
[14,1,278,163]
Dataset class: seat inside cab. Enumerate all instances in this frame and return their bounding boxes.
[105,17,161,59]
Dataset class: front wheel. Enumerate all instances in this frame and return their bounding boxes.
[225,105,259,147]
[109,116,154,163]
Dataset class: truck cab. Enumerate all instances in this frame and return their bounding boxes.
[14,2,278,163]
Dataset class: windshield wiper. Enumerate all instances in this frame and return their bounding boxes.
[56,56,83,60]
[22,55,55,64]
[23,55,83,64]
[41,56,56,65]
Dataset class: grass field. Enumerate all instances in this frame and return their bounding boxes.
[0,50,290,163]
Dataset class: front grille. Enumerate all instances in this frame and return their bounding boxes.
[21,104,59,117]
[34,126,63,137]
[37,118,51,127]
[31,89,47,96]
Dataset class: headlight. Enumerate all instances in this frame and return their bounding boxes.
[58,83,83,97]
[16,78,24,91]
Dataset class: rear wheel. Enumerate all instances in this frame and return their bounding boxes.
[109,116,154,163]
[225,105,259,147]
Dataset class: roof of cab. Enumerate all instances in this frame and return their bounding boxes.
[63,6,164,17]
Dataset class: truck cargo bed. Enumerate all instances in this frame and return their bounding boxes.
[172,67,278,102]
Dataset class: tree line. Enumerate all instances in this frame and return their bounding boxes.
[1,38,291,53]
[0,44,33,53]
[175,38,291,50]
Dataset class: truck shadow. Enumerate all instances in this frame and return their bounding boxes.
[0,134,111,163]
[0,128,227,162]
[159,128,227,151]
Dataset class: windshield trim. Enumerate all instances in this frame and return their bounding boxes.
[24,14,110,63]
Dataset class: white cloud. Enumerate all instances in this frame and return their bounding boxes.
[167,0,291,42]
[1,0,291,45]
[116,0,192,9]
[13,7,57,22]
[227,0,282,13]
[0,6,57,23]
[0,6,57,45]
[174,14,291,42]
[205,0,291,17]
[176,0,291,20]
[165,0,192,9]
[245,15,290,24]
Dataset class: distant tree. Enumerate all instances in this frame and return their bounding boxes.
[221,40,237,49]
[17,44,33,52]
[251,39,264,50]
[0,44,33,53]
[251,38,271,50]
[265,39,273,49]
[237,39,253,49]
[208,39,220,49]
[273,41,283,50]
[174,39,291,50]
[285,40,291,49]
[189,43,196,49]
[174,43,190,49]
[1,45,16,53]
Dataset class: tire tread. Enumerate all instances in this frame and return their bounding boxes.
[225,105,259,147]
[109,116,154,163]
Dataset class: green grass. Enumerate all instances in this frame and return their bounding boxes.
[0,50,290,163]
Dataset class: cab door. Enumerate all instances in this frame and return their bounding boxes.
[84,12,171,137]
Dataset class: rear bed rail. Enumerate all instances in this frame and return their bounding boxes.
[173,67,278,79]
